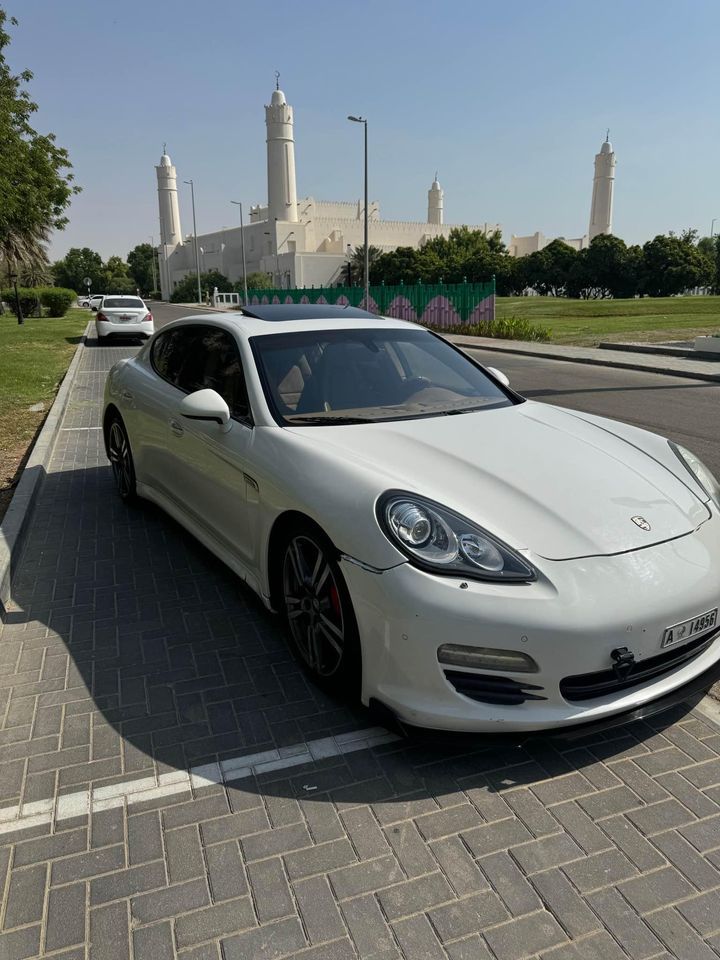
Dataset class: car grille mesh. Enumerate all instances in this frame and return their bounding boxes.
[560,629,719,703]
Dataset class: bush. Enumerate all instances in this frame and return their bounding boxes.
[433,316,551,342]
[39,287,76,317]
[1,287,42,318]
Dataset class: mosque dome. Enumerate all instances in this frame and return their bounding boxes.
[600,139,613,154]
[271,89,286,106]
[160,152,172,167]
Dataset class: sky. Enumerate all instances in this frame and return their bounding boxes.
[7,0,720,261]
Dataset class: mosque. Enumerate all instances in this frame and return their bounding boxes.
[155,81,500,299]
[155,82,616,298]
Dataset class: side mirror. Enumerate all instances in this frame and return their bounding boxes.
[486,366,510,388]
[91,306,98,312]
[179,389,231,432]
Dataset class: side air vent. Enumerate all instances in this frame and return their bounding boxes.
[444,670,547,706]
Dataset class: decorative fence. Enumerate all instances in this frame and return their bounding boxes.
[246,280,495,328]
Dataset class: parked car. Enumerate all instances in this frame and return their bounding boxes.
[103,305,720,733]
[95,295,154,342]
[86,294,103,310]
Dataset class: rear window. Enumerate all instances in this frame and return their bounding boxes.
[103,298,145,309]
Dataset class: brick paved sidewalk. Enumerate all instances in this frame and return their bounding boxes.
[2,337,720,959]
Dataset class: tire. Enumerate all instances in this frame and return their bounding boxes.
[107,416,137,502]
[279,521,361,695]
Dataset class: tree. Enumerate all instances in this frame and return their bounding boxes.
[170,270,231,303]
[0,12,79,272]
[52,247,104,291]
[369,246,422,285]
[238,272,273,292]
[127,243,157,293]
[349,244,382,284]
[522,240,578,296]
[640,233,713,297]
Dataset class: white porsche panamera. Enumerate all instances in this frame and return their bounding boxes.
[103,305,720,733]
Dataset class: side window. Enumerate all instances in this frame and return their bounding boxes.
[151,326,251,422]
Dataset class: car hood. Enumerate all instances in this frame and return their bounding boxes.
[287,401,710,561]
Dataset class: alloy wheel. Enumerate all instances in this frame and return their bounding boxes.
[282,535,345,677]
[108,420,134,499]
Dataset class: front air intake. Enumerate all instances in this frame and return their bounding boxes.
[444,670,547,706]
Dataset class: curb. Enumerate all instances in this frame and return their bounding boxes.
[0,323,90,613]
[448,338,720,383]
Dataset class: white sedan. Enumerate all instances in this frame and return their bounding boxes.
[95,295,154,342]
[103,306,720,733]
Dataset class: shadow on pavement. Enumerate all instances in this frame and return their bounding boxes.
[1,460,700,810]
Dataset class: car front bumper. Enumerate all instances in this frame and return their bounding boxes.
[340,513,720,732]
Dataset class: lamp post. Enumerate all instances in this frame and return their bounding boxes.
[346,243,353,287]
[278,230,295,289]
[712,218,720,238]
[347,115,369,310]
[230,201,249,305]
[184,179,202,304]
[149,236,157,295]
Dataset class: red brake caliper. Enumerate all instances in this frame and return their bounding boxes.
[329,583,341,619]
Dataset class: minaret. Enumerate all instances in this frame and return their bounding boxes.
[427,173,444,225]
[156,147,182,247]
[155,147,183,299]
[265,74,298,223]
[588,133,616,241]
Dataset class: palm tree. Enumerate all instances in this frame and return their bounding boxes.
[349,244,382,285]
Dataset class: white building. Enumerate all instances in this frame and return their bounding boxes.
[508,135,616,258]
[156,84,500,299]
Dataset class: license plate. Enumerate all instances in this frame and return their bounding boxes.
[118,314,133,322]
[662,608,718,648]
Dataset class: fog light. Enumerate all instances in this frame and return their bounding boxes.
[437,644,539,673]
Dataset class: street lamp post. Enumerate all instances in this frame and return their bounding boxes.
[184,179,202,304]
[149,236,157,295]
[9,271,23,325]
[230,201,249,306]
[347,115,369,310]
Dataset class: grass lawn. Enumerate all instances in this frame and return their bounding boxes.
[496,295,720,345]
[0,308,88,519]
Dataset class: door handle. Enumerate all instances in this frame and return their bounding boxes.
[168,418,184,437]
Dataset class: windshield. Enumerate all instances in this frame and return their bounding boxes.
[102,298,145,309]
[251,328,517,425]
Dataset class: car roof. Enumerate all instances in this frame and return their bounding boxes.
[161,310,422,339]
[238,304,375,322]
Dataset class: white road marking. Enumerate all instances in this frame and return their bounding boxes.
[0,726,399,836]
[60,427,102,431]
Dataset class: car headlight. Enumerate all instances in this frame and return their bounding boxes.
[670,442,720,509]
[377,491,537,582]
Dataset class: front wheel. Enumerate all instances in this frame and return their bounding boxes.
[280,524,361,694]
[107,416,137,502]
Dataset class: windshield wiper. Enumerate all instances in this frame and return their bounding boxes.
[286,415,374,425]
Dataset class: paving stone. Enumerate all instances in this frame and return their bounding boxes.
[598,815,666,871]
[415,803,483,841]
[588,887,664,959]
[392,913,446,959]
[444,934,494,960]
[248,857,294,922]
[531,772,595,806]
[538,930,632,960]
[0,926,41,959]
[430,835,489,897]
[676,889,720,937]
[13,827,87,867]
[678,813,720,853]
[620,866,695,915]
[174,897,256,949]
[679,758,720,789]
[341,893,397,959]
[46,881,86,951]
[165,824,205,882]
[285,840,357,880]
[132,920,175,960]
[221,917,307,960]
[241,821,312,862]
[91,806,125,848]
[377,871,454,920]
[199,808,270,845]
[293,875,346,944]
[51,844,125,884]
[428,890,508,942]
[131,876,210,924]
[504,788,560,837]
[626,798,697,836]
[479,851,541,916]
[531,868,601,937]
[511,833,584,876]
[90,861,167,905]
[646,906,719,960]
[462,817,533,858]
[577,785,643,820]
[384,820,438,878]
[550,801,613,854]
[205,840,248,901]
[329,853,402,899]
[3,864,46,928]
[562,849,639,893]
[340,805,390,859]
[128,810,163,864]
[652,829,720,890]
[88,901,130,960]
[484,910,568,960]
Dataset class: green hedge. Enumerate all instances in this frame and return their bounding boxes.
[1,286,77,318]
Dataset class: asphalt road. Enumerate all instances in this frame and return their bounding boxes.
[148,301,720,474]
